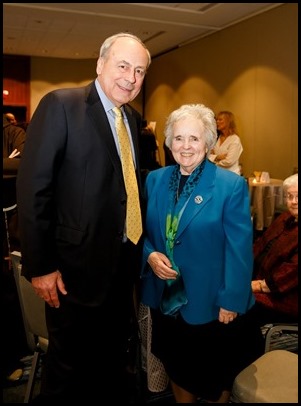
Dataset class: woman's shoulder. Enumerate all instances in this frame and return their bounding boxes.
[148,165,174,177]
[276,211,297,227]
[146,165,173,183]
[145,166,174,194]
[215,164,244,180]
[214,167,248,194]
[228,133,242,142]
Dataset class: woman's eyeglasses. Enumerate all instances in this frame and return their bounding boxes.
[285,193,298,202]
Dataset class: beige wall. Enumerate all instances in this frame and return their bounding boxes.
[30,57,143,119]
[29,3,297,180]
[30,58,95,115]
[144,3,298,179]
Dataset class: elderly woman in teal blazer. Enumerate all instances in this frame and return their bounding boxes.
[140,104,263,403]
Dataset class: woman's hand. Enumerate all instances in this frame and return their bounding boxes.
[9,149,20,158]
[219,307,237,324]
[148,252,178,280]
[251,279,270,293]
[215,153,227,162]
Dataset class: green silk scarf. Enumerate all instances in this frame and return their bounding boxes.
[160,159,206,316]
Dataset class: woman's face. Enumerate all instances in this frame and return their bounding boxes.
[170,117,207,175]
[286,184,298,219]
[216,114,228,132]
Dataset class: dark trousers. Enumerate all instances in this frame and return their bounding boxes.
[39,241,141,403]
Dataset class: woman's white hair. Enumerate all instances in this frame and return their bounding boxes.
[283,173,298,193]
[164,104,218,153]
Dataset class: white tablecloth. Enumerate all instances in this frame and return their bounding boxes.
[248,178,284,231]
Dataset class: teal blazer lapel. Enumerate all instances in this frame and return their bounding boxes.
[154,166,174,241]
[177,160,216,237]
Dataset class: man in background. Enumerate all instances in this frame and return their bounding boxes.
[5,112,18,125]
[2,114,27,384]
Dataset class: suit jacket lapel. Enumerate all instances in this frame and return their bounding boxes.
[85,83,124,181]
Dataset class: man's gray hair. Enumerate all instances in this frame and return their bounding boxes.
[99,32,151,68]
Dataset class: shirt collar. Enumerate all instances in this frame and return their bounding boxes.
[94,79,120,115]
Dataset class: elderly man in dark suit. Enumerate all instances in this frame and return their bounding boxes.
[17,32,151,403]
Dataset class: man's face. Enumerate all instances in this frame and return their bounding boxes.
[96,37,149,107]
[6,113,17,125]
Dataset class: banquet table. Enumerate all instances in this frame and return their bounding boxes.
[248,177,284,231]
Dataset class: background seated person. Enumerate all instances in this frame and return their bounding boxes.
[250,173,298,325]
[140,119,161,171]
[139,120,161,186]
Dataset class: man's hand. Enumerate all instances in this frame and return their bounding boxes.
[32,271,67,308]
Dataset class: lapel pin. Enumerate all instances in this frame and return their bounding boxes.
[194,195,203,204]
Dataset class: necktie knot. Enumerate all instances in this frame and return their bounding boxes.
[113,106,122,118]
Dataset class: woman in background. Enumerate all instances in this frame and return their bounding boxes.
[209,110,243,175]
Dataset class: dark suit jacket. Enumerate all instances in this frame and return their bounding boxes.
[17,81,143,305]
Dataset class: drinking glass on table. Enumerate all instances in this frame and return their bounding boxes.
[253,171,262,182]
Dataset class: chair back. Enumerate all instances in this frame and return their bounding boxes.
[10,251,48,351]
[261,323,298,353]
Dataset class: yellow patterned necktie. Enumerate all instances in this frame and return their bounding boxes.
[113,107,142,244]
